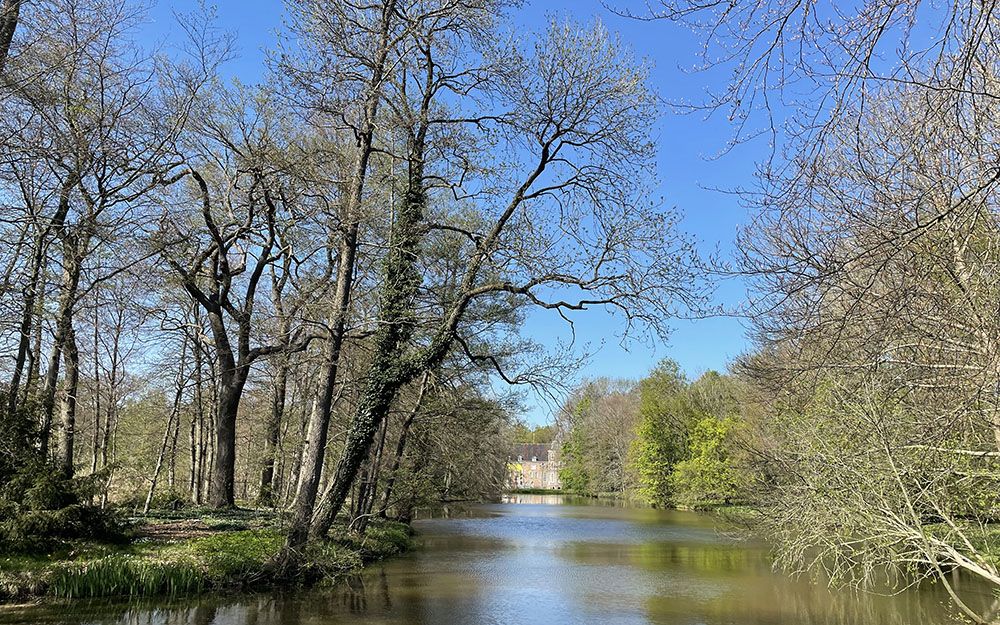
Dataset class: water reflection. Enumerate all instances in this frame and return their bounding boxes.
[3,496,996,624]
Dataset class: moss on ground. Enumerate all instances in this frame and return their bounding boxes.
[0,516,412,602]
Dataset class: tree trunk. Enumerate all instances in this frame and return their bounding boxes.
[37,179,78,450]
[309,120,430,538]
[7,227,44,414]
[202,301,249,509]
[0,0,21,74]
[379,371,429,517]
[354,415,388,533]
[23,279,44,405]
[258,354,289,506]
[287,237,357,545]
[57,324,79,477]
[168,400,181,491]
[189,402,199,499]
[283,0,398,556]
[90,300,102,474]
[40,259,81,453]
[204,364,217,502]
[190,327,206,503]
[284,396,312,508]
[208,374,245,507]
[143,340,188,513]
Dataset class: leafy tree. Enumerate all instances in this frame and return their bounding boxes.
[629,365,746,507]
[511,423,556,444]
[671,416,740,507]
[629,359,690,506]
[558,396,593,493]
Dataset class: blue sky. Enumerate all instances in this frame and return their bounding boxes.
[143,1,761,424]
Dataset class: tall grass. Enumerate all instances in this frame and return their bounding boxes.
[48,555,203,598]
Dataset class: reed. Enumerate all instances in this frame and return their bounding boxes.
[48,555,203,598]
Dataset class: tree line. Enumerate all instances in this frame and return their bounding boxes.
[0,0,701,563]
[553,362,742,508]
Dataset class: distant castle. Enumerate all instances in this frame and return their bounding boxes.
[506,443,562,490]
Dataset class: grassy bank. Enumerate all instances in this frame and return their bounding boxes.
[0,509,412,603]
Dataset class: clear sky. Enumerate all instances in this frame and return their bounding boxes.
[143,0,761,425]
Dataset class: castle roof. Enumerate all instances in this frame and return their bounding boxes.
[510,443,552,462]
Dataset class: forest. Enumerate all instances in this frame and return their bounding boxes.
[0,0,705,597]
[2,0,1000,622]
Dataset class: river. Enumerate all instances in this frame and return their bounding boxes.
[3,494,996,624]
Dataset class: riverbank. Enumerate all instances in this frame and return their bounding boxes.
[0,508,412,603]
[6,497,991,625]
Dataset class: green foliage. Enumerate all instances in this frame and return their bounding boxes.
[0,517,415,601]
[31,530,285,599]
[173,530,284,584]
[629,360,692,506]
[0,389,128,553]
[671,417,741,507]
[48,555,203,599]
[558,397,593,492]
[352,520,413,558]
[304,520,410,581]
[627,363,746,508]
[511,423,556,444]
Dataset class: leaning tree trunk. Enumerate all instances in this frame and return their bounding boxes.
[287,250,356,546]
[282,0,397,557]
[309,135,429,539]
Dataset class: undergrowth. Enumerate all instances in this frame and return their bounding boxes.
[0,520,413,602]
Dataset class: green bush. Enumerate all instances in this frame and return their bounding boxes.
[0,389,128,553]
[362,520,412,557]
[180,530,284,583]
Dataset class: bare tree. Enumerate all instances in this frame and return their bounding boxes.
[277,0,408,550]
[732,57,1000,624]
[158,83,320,507]
[309,13,704,537]
[0,0,214,473]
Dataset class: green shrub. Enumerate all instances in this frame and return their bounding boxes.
[0,390,129,552]
[362,520,412,557]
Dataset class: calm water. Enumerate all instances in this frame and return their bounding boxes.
[3,495,997,624]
